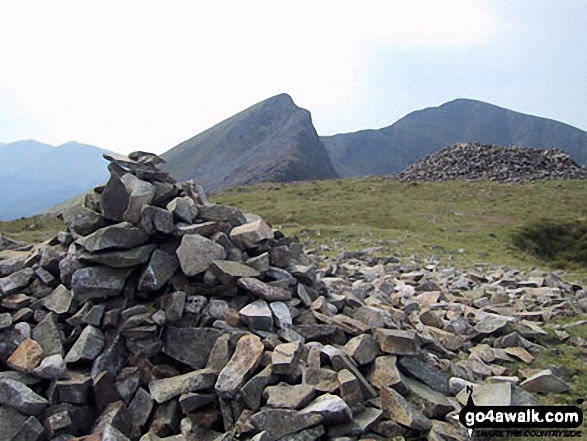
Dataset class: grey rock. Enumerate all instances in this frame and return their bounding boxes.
[93,400,132,438]
[215,334,264,399]
[367,355,409,395]
[239,299,273,331]
[138,249,179,293]
[140,205,174,235]
[32,353,68,379]
[403,376,454,419]
[520,369,570,393]
[230,219,273,248]
[167,197,198,223]
[211,260,260,284]
[32,312,63,357]
[0,311,13,329]
[272,341,304,375]
[237,277,292,301]
[0,406,28,441]
[397,355,451,395]
[179,392,216,413]
[0,255,26,278]
[100,171,130,222]
[79,244,156,268]
[250,409,322,440]
[302,367,339,393]
[0,268,35,295]
[128,387,154,436]
[198,204,246,227]
[270,301,293,328]
[321,345,377,399]
[176,234,226,276]
[0,378,49,416]
[343,334,379,365]
[71,266,132,303]
[239,365,279,411]
[381,385,432,431]
[246,253,270,273]
[65,325,105,363]
[300,393,352,424]
[63,205,105,236]
[372,328,421,355]
[162,327,222,369]
[42,284,74,314]
[264,384,316,409]
[163,291,186,323]
[8,415,44,441]
[326,407,383,438]
[338,369,364,413]
[79,222,150,252]
[279,425,325,441]
[121,174,155,224]
[149,369,216,403]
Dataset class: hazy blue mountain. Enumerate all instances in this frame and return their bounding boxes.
[162,94,339,192]
[321,99,587,177]
[0,140,111,220]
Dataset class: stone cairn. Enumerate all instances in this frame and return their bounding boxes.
[397,142,587,183]
[0,151,585,441]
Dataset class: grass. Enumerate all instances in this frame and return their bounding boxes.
[0,214,65,244]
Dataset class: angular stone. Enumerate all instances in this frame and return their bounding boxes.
[0,378,49,416]
[250,409,322,440]
[176,234,226,276]
[63,205,105,236]
[128,387,153,436]
[0,268,35,295]
[397,355,451,395]
[230,219,273,248]
[149,369,216,403]
[198,205,246,227]
[300,393,352,424]
[403,377,454,419]
[343,334,379,365]
[7,338,43,373]
[367,355,408,394]
[0,311,12,329]
[327,407,383,438]
[93,400,132,438]
[302,367,339,393]
[72,267,132,303]
[239,299,273,331]
[167,197,198,223]
[272,341,304,375]
[320,345,377,399]
[80,222,150,253]
[162,327,221,369]
[2,293,32,310]
[179,392,216,413]
[215,334,264,399]
[380,385,431,431]
[0,406,29,441]
[138,249,179,293]
[246,253,270,273]
[372,328,421,355]
[520,369,570,393]
[338,369,364,413]
[121,175,155,225]
[210,260,260,284]
[55,373,92,404]
[7,415,44,441]
[237,277,292,301]
[162,291,186,323]
[0,254,26,278]
[264,384,316,409]
[239,365,279,411]
[65,325,105,363]
[32,312,63,357]
[101,171,130,222]
[79,244,156,268]
[140,205,174,235]
[504,346,535,363]
[456,382,514,406]
[42,284,74,314]
[32,353,67,379]
[474,312,513,335]
[270,301,293,329]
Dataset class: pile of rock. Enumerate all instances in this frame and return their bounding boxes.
[0,151,585,441]
[397,142,587,182]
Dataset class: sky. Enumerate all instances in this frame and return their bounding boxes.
[1,0,586,155]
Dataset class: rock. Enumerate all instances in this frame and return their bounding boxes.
[0,311,12,329]
[79,244,156,268]
[79,222,150,252]
[93,400,132,438]
[162,327,221,369]
[179,392,216,413]
[7,338,43,373]
[149,369,216,403]
[504,346,535,363]
[338,369,364,413]
[215,334,264,399]
[367,355,409,395]
[167,197,198,223]
[230,219,273,248]
[343,334,379,365]
[100,171,130,222]
[176,234,226,276]
[71,267,132,303]
[198,205,246,227]
[272,341,304,375]
[0,406,29,440]
[0,378,49,416]
[140,205,174,235]
[520,369,570,393]
[128,387,154,436]
[264,384,316,409]
[0,255,26,278]
[65,325,105,363]
[237,277,292,301]
[138,249,179,293]
[269,301,293,329]
[32,353,68,379]
[32,312,63,357]
[380,385,431,431]
[0,268,35,295]
[121,174,155,224]
[63,205,105,236]
[250,409,322,439]
[397,355,451,395]
[42,284,74,314]
[211,261,260,284]
[7,415,44,441]
[239,299,273,331]
[372,329,421,355]
[303,367,339,393]
[300,393,352,424]
[327,407,383,438]
[403,377,454,419]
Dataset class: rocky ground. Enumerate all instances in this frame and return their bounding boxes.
[0,152,585,441]
[397,143,587,183]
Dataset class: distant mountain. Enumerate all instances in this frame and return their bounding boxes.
[321,99,587,178]
[0,140,111,220]
[161,94,339,192]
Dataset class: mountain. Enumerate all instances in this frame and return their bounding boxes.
[161,94,339,192]
[0,140,111,220]
[321,99,587,178]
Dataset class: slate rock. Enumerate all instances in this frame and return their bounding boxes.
[300,393,352,424]
[239,299,273,331]
[63,205,105,236]
[211,260,260,284]
[380,385,432,431]
[238,277,292,301]
[0,311,12,329]
[167,197,198,223]
[100,171,130,222]
[128,387,154,437]
[162,327,221,369]
[343,334,379,365]
[0,268,35,295]
[140,205,174,236]
[138,249,179,293]
[0,378,49,416]
[230,219,274,248]
[54,373,92,404]
[215,334,264,399]
[239,365,279,411]
[520,369,570,393]
[397,355,451,395]
[372,328,421,355]
[79,222,150,252]
[403,376,454,419]
[79,244,156,268]
[42,284,74,314]
[176,234,226,276]
[32,312,63,357]
[121,174,155,224]
[198,204,246,227]
[367,355,409,395]
[149,369,216,403]
[65,325,105,363]
[7,338,43,373]
[272,341,304,375]
[72,267,132,303]
[0,406,28,440]
[32,353,68,379]
[250,409,322,440]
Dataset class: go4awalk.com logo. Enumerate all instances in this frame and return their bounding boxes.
[453,387,584,439]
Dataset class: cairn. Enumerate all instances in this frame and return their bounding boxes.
[0,151,585,440]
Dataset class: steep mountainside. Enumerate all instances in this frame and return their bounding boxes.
[161,94,339,192]
[321,99,587,177]
[0,140,111,220]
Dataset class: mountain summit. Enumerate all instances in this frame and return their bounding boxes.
[162,94,339,191]
[321,99,587,178]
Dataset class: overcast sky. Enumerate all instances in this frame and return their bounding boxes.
[1,1,586,155]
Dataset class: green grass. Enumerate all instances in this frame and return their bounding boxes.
[0,215,65,244]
